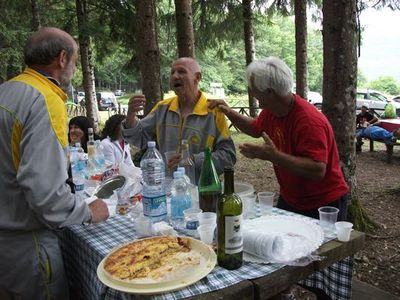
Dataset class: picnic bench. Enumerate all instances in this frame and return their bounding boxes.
[363,138,400,163]
[362,119,400,163]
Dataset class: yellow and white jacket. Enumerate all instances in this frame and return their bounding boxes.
[0,68,91,231]
[122,92,236,182]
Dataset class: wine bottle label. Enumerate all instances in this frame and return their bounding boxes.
[225,215,243,254]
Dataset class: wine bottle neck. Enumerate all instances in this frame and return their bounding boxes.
[224,170,235,194]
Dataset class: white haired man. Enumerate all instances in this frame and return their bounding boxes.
[209,56,350,298]
[209,57,349,220]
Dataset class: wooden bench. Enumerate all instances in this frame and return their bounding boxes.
[365,138,400,163]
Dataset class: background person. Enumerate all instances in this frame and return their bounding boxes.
[355,103,378,152]
[101,114,134,167]
[122,57,236,183]
[209,57,349,220]
[68,115,100,152]
[0,27,109,300]
[356,103,378,129]
[357,123,400,144]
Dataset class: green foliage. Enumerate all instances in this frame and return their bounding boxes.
[369,76,400,95]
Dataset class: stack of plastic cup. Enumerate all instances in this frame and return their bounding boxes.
[198,212,217,245]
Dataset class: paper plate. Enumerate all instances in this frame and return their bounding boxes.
[97,236,216,294]
[243,215,324,263]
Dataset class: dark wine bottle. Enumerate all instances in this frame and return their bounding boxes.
[217,167,243,270]
[198,147,221,212]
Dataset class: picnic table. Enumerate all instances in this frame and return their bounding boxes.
[59,208,364,300]
[363,119,400,163]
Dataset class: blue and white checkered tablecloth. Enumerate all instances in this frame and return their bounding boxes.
[59,208,352,300]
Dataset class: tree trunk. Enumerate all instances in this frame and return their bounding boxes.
[322,0,375,231]
[174,0,195,58]
[30,0,41,31]
[135,0,162,114]
[294,0,307,99]
[75,0,99,131]
[242,0,257,117]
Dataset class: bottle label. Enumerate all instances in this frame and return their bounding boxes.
[75,183,84,192]
[186,220,199,230]
[142,194,167,217]
[225,215,243,254]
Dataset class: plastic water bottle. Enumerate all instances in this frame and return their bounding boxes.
[178,167,199,209]
[179,139,195,184]
[94,140,106,172]
[177,167,191,185]
[140,141,167,222]
[70,143,86,199]
[171,171,192,226]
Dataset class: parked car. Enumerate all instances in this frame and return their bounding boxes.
[392,95,400,103]
[96,92,118,111]
[306,91,323,109]
[356,89,400,114]
[77,91,85,105]
[114,89,123,97]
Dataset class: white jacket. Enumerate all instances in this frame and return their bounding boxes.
[100,137,135,167]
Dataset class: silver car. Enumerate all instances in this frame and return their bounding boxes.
[356,89,400,115]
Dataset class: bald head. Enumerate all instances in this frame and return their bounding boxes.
[24,27,77,66]
[172,57,201,74]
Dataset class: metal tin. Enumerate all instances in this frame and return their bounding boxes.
[93,175,126,199]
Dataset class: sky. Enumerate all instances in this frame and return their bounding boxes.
[358,7,400,82]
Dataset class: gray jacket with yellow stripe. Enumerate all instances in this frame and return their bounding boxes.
[122,92,236,182]
[0,68,91,232]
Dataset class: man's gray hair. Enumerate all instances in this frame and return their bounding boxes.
[24,30,75,66]
[246,57,293,97]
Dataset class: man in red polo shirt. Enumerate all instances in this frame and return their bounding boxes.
[209,57,349,220]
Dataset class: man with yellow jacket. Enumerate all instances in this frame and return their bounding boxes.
[0,27,109,300]
[123,57,236,183]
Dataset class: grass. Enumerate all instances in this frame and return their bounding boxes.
[230,131,263,144]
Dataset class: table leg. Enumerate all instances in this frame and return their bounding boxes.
[386,144,393,163]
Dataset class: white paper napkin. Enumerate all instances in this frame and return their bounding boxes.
[243,229,283,263]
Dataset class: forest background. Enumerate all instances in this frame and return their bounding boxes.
[2,0,400,297]
[1,0,400,100]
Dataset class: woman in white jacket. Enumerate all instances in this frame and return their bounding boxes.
[101,114,135,167]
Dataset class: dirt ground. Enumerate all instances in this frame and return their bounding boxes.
[233,135,400,297]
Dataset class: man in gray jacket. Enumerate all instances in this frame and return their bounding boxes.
[123,57,236,183]
[0,27,109,300]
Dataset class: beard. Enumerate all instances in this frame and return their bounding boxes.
[60,72,72,93]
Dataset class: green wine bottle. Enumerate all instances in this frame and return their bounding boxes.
[217,167,243,270]
[198,147,221,212]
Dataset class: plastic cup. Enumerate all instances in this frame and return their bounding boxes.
[199,212,217,226]
[318,206,339,229]
[258,192,274,215]
[242,194,256,219]
[135,215,153,237]
[335,221,354,242]
[183,208,202,231]
[197,224,216,245]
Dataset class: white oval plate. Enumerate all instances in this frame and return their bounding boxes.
[243,215,324,263]
[97,236,216,295]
